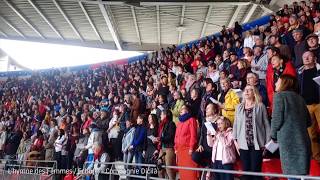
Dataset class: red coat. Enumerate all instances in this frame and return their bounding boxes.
[81,117,93,131]
[266,61,297,112]
[174,117,198,151]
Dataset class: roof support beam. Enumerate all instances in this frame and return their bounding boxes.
[242,4,257,23]
[141,2,250,6]
[27,0,64,40]
[178,5,185,44]
[60,0,251,6]
[269,0,277,6]
[3,0,44,39]
[200,5,213,38]
[0,16,25,38]
[0,29,8,38]
[131,6,142,46]
[259,4,274,14]
[98,0,122,50]
[52,0,84,41]
[79,2,103,43]
[227,5,242,28]
[156,5,161,47]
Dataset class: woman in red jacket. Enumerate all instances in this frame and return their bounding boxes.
[174,105,198,180]
[266,55,297,112]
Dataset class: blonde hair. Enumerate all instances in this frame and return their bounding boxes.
[238,60,247,69]
[218,116,232,129]
[243,85,262,104]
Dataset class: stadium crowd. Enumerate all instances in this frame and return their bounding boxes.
[0,0,320,180]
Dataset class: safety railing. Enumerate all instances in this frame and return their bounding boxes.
[76,161,320,180]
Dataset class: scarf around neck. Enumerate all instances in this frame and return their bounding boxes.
[158,117,169,138]
[178,113,192,122]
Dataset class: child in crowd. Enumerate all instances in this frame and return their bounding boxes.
[207,117,237,180]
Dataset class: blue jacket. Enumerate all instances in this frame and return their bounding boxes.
[132,125,147,151]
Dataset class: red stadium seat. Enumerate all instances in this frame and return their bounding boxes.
[310,160,320,176]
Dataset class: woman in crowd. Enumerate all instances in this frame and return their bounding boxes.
[271,75,311,180]
[233,85,271,180]
[68,125,79,169]
[122,119,135,169]
[218,78,240,124]
[0,125,7,159]
[31,130,45,153]
[145,114,159,177]
[207,117,236,180]
[193,103,219,180]
[156,94,169,120]
[188,88,201,119]
[92,143,110,180]
[131,114,147,172]
[17,131,32,164]
[145,114,158,164]
[60,129,69,170]
[171,91,185,124]
[74,128,89,169]
[175,105,198,180]
[266,55,296,111]
[85,123,102,169]
[45,120,58,160]
[107,109,121,161]
[54,129,66,170]
[158,110,176,180]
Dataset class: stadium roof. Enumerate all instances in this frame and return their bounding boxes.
[0,0,285,51]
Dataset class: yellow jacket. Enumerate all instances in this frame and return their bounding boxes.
[171,99,184,125]
[219,89,240,124]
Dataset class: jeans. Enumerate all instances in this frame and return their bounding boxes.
[213,160,234,180]
[86,153,94,180]
[123,151,134,170]
[86,153,94,169]
[54,152,62,169]
[288,178,300,180]
[239,147,263,180]
[134,151,144,174]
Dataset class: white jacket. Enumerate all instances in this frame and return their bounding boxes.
[244,36,255,49]
[54,135,66,152]
[85,129,102,154]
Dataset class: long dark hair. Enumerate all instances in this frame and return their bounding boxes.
[58,129,65,139]
[148,114,158,131]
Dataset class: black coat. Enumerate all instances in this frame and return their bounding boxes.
[5,131,23,155]
[187,98,201,120]
[160,120,176,148]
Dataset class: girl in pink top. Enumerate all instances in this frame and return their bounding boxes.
[207,117,237,180]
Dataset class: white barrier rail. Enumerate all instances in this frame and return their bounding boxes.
[79,161,320,180]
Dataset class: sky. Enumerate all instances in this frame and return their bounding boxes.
[0,39,142,71]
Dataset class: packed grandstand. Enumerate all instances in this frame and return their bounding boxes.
[0,0,320,180]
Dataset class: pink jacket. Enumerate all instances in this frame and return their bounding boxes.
[207,128,237,165]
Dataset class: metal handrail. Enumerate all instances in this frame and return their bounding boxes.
[80,161,320,180]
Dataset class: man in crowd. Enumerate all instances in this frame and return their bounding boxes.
[298,51,320,164]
